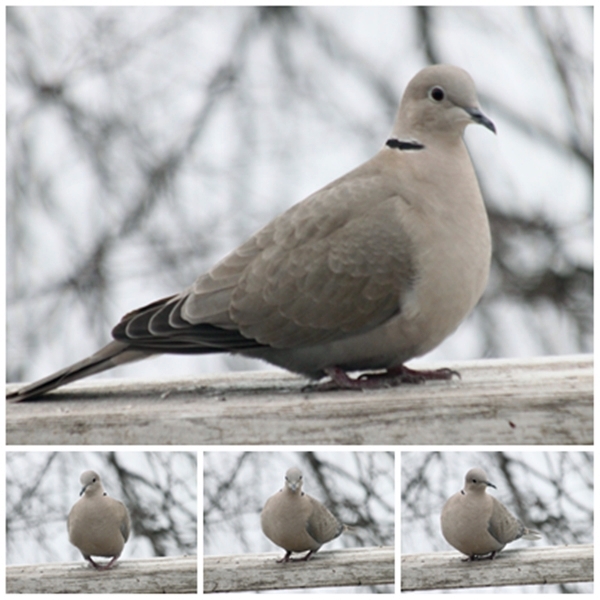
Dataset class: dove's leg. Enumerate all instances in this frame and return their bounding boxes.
[291,550,315,562]
[84,554,119,570]
[322,365,460,390]
[464,551,497,562]
[101,556,120,570]
[277,551,292,563]
[84,555,103,569]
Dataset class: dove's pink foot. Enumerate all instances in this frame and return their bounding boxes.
[85,555,119,570]
[322,364,460,390]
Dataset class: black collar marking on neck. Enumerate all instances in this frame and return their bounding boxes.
[386,138,425,151]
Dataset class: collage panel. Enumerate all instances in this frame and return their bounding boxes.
[5,450,198,593]
[203,450,395,593]
[5,6,592,449]
[400,451,593,593]
[3,6,594,597]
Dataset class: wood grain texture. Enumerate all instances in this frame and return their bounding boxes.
[6,556,197,594]
[204,547,394,592]
[6,354,592,445]
[401,544,593,591]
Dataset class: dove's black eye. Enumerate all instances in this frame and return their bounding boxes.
[429,86,445,102]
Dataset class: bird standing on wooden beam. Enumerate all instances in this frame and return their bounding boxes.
[8,64,494,401]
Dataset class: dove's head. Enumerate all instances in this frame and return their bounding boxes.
[284,467,304,493]
[463,467,497,495]
[79,470,104,497]
[394,64,495,141]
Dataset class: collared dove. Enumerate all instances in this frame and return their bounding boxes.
[8,64,495,401]
[441,467,541,560]
[68,470,131,570]
[261,467,346,562]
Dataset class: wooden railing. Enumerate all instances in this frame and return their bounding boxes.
[204,547,394,592]
[401,544,593,591]
[6,354,592,445]
[6,555,197,594]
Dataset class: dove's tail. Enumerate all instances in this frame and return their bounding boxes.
[522,528,541,541]
[7,341,153,402]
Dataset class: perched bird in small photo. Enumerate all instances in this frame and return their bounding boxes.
[68,470,131,570]
[441,467,541,560]
[261,467,347,562]
[8,64,495,401]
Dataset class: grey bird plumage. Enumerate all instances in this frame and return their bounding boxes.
[441,467,541,560]
[8,64,495,400]
[68,470,131,570]
[261,467,346,562]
